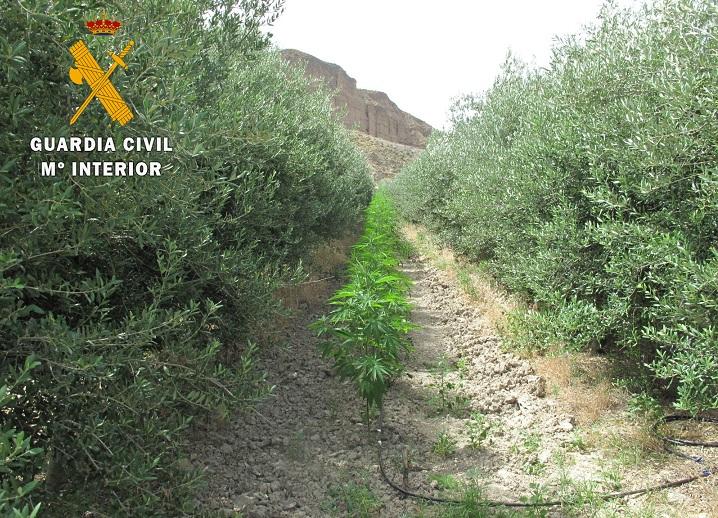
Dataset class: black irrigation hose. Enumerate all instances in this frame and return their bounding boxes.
[659,414,718,447]
[376,405,718,509]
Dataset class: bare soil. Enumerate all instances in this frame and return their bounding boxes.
[191,246,717,517]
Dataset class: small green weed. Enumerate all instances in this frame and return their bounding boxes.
[521,483,551,517]
[466,412,491,450]
[433,481,491,518]
[456,268,477,299]
[523,458,546,476]
[429,356,470,417]
[627,392,663,420]
[567,431,588,452]
[455,358,469,379]
[324,481,382,517]
[599,466,623,491]
[522,433,541,454]
[429,473,460,491]
[432,431,457,457]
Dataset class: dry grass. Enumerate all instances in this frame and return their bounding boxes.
[274,278,333,313]
[691,477,718,516]
[402,223,517,333]
[532,353,675,469]
[532,354,670,468]
[266,234,357,344]
[534,354,622,427]
[454,261,517,334]
[274,233,357,312]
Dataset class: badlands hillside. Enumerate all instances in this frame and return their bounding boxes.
[281,49,433,148]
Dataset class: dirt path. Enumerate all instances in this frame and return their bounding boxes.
[192,250,716,517]
[191,268,417,517]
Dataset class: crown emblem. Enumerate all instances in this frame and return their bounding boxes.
[85,12,121,36]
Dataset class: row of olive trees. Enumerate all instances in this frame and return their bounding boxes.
[390,0,718,413]
[0,0,372,516]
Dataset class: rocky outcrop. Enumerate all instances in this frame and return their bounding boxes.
[281,49,433,148]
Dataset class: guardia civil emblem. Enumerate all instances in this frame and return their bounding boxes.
[68,13,134,126]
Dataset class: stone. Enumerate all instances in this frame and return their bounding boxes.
[666,490,687,504]
[233,493,254,511]
[527,375,547,398]
[557,419,574,432]
[538,449,552,464]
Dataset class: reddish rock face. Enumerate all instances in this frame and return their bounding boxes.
[281,49,433,148]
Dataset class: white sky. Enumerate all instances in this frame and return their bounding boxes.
[270,0,640,129]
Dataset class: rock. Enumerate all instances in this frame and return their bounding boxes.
[504,394,518,406]
[493,362,507,374]
[666,490,687,504]
[535,378,547,398]
[517,394,535,410]
[281,49,433,149]
[220,443,233,454]
[538,449,552,464]
[527,375,546,398]
[233,493,254,511]
[557,419,574,432]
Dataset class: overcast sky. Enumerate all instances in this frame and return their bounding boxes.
[270,0,640,129]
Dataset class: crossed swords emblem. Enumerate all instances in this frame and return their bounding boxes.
[68,39,134,125]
